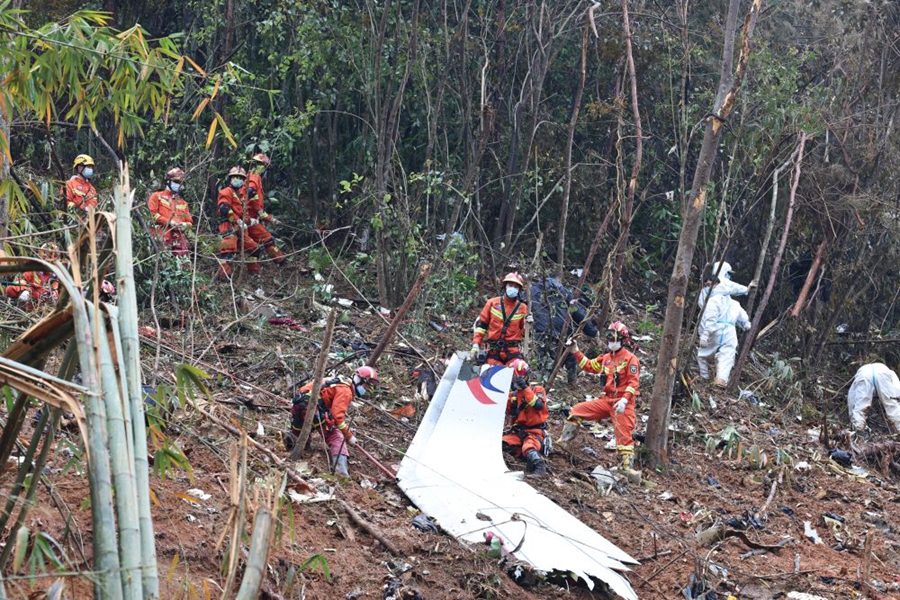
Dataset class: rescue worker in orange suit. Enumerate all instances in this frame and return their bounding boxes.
[64,154,99,213]
[245,153,287,266]
[471,272,531,365]
[502,359,549,475]
[289,366,379,477]
[215,166,261,280]
[4,243,60,310]
[559,321,641,471]
[147,167,193,257]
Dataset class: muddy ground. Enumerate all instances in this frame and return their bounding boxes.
[3,267,900,599]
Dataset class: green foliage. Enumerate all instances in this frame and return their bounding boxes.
[12,527,68,584]
[421,236,480,316]
[175,362,213,405]
[153,439,194,483]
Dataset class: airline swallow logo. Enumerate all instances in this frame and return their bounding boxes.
[467,365,506,405]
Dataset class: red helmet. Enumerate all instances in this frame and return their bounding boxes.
[101,279,116,295]
[251,153,271,167]
[165,167,186,181]
[502,271,525,288]
[606,321,631,343]
[354,365,379,387]
[508,358,530,379]
[227,166,247,179]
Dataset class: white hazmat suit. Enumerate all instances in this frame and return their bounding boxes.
[698,262,750,308]
[697,295,750,386]
[847,363,900,432]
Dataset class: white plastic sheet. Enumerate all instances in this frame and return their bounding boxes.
[398,353,638,599]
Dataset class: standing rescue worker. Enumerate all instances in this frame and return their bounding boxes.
[64,154,99,213]
[215,166,261,280]
[698,261,755,308]
[290,366,379,477]
[697,295,750,387]
[147,167,193,257]
[4,243,60,309]
[559,322,641,471]
[471,272,530,365]
[502,359,549,475]
[245,153,287,266]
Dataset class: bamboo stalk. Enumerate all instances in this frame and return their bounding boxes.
[0,404,50,544]
[222,438,249,599]
[0,390,31,476]
[234,506,274,600]
[113,166,159,598]
[366,262,432,369]
[95,311,142,600]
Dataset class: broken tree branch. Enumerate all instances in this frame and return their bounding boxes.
[367,262,432,368]
[338,499,401,556]
[294,308,338,460]
[790,238,828,317]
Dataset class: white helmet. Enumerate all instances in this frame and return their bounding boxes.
[712,261,733,282]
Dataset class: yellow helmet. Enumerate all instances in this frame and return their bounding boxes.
[73,154,95,169]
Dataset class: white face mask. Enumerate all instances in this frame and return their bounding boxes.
[230,178,244,189]
[607,341,622,352]
[82,167,94,179]
[505,285,519,299]
[168,182,183,193]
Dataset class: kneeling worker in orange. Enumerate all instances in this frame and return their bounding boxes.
[471,271,531,365]
[245,153,287,267]
[559,321,640,470]
[215,166,261,280]
[502,359,549,475]
[4,244,60,310]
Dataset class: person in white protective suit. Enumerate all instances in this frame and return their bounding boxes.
[698,261,755,308]
[847,363,900,432]
[697,295,750,387]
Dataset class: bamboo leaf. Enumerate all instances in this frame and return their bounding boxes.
[205,116,218,149]
[209,75,221,101]
[183,55,207,77]
[215,112,237,148]
[166,553,180,583]
[190,97,210,120]
[13,526,29,571]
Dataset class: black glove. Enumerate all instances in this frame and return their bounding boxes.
[247,187,257,198]
[532,398,545,411]
[476,350,487,365]
[512,377,527,391]
[599,373,607,387]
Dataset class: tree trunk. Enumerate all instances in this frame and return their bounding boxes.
[729,133,807,389]
[790,237,827,317]
[557,16,589,268]
[746,157,792,314]
[645,0,763,466]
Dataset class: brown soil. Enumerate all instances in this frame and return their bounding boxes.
[3,268,899,599]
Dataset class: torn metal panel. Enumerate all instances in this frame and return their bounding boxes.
[398,353,638,599]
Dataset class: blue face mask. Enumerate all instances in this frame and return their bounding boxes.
[82,167,94,179]
[168,182,183,193]
[505,285,519,299]
[230,178,244,189]
[355,384,367,397]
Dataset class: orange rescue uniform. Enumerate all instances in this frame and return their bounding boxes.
[216,186,260,276]
[569,348,640,454]
[502,384,549,456]
[473,296,528,365]
[4,271,59,309]
[63,176,98,212]
[290,377,356,457]
[148,189,193,256]
[245,172,286,265]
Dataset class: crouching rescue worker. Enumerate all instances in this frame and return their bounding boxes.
[215,166,261,280]
[4,243,60,310]
[245,153,287,267]
[471,272,531,365]
[289,366,379,477]
[502,359,549,475]
[560,322,640,471]
[148,167,193,257]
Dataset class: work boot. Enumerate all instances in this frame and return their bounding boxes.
[332,454,350,477]
[558,418,581,444]
[714,377,728,388]
[525,449,547,476]
[618,451,642,485]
